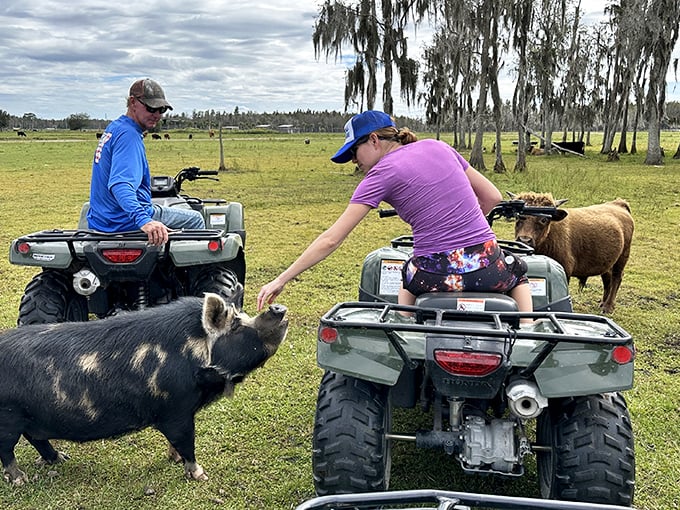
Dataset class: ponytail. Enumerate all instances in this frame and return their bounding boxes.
[396,127,418,145]
[374,126,418,146]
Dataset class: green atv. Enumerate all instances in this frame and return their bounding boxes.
[9,166,245,324]
[312,201,636,507]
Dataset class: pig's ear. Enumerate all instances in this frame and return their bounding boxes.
[231,283,244,310]
[202,293,237,335]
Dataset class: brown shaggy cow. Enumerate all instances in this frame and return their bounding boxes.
[509,192,634,314]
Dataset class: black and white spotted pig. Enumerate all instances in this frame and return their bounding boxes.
[0,293,288,485]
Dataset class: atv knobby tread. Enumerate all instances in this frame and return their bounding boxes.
[18,270,88,325]
[312,371,390,495]
[189,263,242,306]
[541,392,635,506]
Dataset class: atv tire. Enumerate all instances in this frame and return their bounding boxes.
[18,270,89,325]
[189,263,242,307]
[536,392,635,506]
[312,371,391,496]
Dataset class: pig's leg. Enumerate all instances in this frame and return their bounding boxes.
[167,443,182,463]
[2,459,27,486]
[24,434,69,465]
[0,432,27,485]
[157,418,207,481]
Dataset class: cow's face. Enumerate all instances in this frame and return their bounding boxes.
[515,214,552,247]
[509,192,568,248]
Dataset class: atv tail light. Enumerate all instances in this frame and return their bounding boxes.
[434,349,502,376]
[612,345,634,364]
[319,326,338,344]
[208,239,221,252]
[101,248,144,263]
[16,242,31,254]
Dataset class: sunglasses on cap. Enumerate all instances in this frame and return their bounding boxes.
[136,97,168,115]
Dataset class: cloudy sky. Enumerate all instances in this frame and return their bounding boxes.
[1,0,678,121]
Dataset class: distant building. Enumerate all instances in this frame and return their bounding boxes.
[276,124,299,134]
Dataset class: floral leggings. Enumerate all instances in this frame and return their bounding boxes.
[401,239,528,296]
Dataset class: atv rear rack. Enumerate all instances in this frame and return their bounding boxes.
[321,301,631,344]
[12,228,226,259]
[320,302,632,378]
[14,228,224,242]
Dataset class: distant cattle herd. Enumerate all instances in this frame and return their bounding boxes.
[11,130,680,159]
[93,131,213,140]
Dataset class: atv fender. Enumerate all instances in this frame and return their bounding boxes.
[168,233,244,266]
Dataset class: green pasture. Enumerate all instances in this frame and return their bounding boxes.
[0,128,679,509]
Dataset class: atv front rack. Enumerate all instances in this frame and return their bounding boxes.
[296,489,635,510]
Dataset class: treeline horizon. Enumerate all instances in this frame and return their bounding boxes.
[3,101,680,135]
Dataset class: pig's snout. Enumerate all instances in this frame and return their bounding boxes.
[268,304,287,321]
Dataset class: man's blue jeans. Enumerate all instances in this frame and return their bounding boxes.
[152,204,205,229]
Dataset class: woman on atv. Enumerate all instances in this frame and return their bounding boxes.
[257,110,532,315]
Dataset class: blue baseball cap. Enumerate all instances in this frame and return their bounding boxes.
[331,110,396,163]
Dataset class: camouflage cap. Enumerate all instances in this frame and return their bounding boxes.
[129,78,173,110]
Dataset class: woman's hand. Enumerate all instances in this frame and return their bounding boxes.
[257,278,285,311]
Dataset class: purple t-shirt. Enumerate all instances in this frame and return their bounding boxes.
[350,138,495,257]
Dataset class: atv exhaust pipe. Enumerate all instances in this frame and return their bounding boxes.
[73,269,101,296]
[506,379,548,419]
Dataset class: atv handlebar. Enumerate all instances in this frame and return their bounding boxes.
[172,167,219,194]
[486,200,561,226]
[378,209,399,218]
[378,200,562,226]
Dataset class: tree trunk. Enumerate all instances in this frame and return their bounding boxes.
[511,0,533,173]
[469,77,488,170]
[642,0,679,165]
[218,124,227,171]
[488,9,505,174]
[617,99,629,154]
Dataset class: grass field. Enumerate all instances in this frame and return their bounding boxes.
[0,128,679,509]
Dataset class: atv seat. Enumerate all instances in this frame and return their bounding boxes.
[414,292,519,312]
[78,202,90,229]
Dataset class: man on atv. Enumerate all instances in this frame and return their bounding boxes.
[87,78,205,246]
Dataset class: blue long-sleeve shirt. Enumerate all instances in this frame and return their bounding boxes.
[87,115,154,232]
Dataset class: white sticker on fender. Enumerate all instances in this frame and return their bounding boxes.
[379,259,404,296]
[529,278,547,296]
[209,213,226,226]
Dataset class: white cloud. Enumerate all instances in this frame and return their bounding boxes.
[0,0,354,119]
[0,0,677,120]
